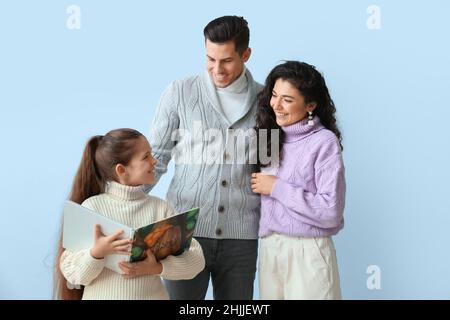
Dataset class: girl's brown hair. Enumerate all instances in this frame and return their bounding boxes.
[54,128,143,299]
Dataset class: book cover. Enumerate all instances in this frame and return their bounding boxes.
[62,200,200,273]
[130,207,200,262]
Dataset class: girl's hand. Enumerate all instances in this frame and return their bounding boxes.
[90,225,132,259]
[251,173,277,195]
[119,249,163,279]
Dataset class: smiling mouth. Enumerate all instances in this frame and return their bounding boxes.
[275,112,288,117]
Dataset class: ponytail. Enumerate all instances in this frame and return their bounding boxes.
[54,135,105,300]
[69,135,105,204]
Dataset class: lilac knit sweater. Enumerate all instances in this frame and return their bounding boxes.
[259,116,345,238]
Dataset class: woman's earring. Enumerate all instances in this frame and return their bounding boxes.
[308,111,314,126]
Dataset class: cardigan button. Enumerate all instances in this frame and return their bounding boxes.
[215,228,222,236]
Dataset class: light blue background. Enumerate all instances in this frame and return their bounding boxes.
[1,0,449,299]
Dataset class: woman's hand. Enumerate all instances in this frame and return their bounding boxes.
[119,249,163,279]
[90,225,132,259]
[251,172,277,195]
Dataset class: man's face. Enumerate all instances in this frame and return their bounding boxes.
[206,39,251,88]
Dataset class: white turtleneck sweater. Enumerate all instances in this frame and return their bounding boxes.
[216,66,248,124]
[60,181,205,300]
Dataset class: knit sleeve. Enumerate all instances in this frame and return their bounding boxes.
[158,238,205,280]
[60,249,106,286]
[59,197,106,286]
[270,138,346,229]
[144,81,180,194]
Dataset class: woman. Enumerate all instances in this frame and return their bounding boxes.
[252,61,345,299]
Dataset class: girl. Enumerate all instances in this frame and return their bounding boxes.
[54,128,205,300]
[252,61,345,299]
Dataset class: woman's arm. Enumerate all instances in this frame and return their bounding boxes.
[271,153,346,229]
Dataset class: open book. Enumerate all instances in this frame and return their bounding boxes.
[62,200,200,274]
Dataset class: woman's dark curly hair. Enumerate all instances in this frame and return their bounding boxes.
[256,61,343,166]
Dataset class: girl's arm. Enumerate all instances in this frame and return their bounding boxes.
[60,249,106,286]
[60,199,131,286]
[155,202,206,280]
[159,238,205,280]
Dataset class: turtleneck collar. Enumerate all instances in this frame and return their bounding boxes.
[216,65,248,94]
[105,181,147,201]
[281,116,324,143]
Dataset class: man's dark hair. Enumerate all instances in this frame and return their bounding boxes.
[203,16,250,56]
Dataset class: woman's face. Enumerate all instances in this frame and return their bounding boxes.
[270,78,315,127]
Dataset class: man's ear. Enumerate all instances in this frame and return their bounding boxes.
[242,47,251,63]
[115,164,127,178]
[307,102,317,113]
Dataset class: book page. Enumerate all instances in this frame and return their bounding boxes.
[62,200,133,273]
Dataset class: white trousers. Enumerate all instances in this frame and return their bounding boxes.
[259,233,342,300]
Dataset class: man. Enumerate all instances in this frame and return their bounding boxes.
[146,16,262,300]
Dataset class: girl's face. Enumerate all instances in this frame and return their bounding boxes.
[120,136,157,186]
[270,78,316,127]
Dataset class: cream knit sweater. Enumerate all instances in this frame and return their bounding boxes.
[60,181,205,300]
